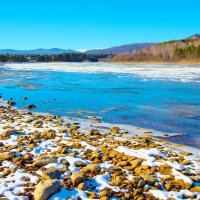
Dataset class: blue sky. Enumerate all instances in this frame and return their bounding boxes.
[0,0,199,50]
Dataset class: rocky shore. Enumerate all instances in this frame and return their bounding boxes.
[0,102,200,200]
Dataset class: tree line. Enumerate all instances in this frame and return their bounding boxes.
[0,53,112,62]
[112,45,200,62]
[174,45,200,58]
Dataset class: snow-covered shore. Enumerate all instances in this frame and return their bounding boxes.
[2,62,200,82]
[0,101,200,200]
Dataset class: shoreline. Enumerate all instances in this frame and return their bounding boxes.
[0,98,197,149]
[1,59,200,65]
[111,60,200,64]
[0,101,200,199]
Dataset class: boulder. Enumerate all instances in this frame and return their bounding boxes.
[111,126,120,133]
[165,183,173,191]
[41,167,64,180]
[141,175,155,185]
[158,165,172,175]
[100,197,109,200]
[41,129,56,139]
[180,151,192,156]
[99,189,112,198]
[109,150,118,158]
[61,159,70,166]
[131,176,141,184]
[23,154,33,160]
[138,179,145,187]
[116,161,128,167]
[75,161,87,167]
[33,155,57,168]
[26,104,37,109]
[34,180,60,200]
[102,156,110,161]
[87,191,97,199]
[26,144,35,151]
[190,176,199,182]
[0,113,7,119]
[71,172,84,187]
[180,160,191,165]
[115,176,124,186]
[190,186,200,192]
[85,163,101,173]
[77,182,88,190]
[2,129,17,137]
[8,101,16,106]
[0,152,15,160]
[92,151,102,159]
[130,159,143,168]
[87,129,99,136]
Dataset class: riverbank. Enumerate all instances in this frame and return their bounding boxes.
[111,59,200,64]
[1,57,200,65]
[0,101,200,200]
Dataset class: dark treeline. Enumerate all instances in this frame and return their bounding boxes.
[174,45,200,59]
[0,53,112,62]
[0,54,27,62]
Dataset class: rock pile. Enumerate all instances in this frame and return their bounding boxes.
[0,105,200,199]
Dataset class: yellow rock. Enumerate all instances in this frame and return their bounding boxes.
[0,152,15,160]
[87,191,97,199]
[116,161,128,167]
[85,163,101,173]
[130,159,143,168]
[180,151,192,156]
[77,182,88,190]
[141,175,155,185]
[190,186,200,192]
[109,150,118,158]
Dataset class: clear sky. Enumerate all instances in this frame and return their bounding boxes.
[0,0,199,50]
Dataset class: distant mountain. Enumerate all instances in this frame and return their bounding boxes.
[0,48,79,55]
[187,34,200,39]
[85,43,155,55]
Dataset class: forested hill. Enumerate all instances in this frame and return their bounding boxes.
[85,43,154,54]
[141,34,200,60]
[112,34,200,62]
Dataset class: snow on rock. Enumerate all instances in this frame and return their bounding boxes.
[115,146,166,161]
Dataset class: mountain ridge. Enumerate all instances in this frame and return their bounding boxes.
[0,48,79,55]
[85,43,155,54]
[1,34,199,56]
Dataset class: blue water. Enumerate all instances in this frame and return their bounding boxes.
[0,66,200,148]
